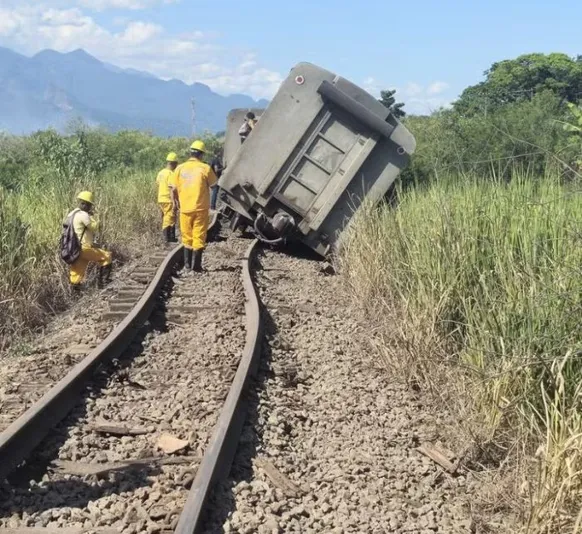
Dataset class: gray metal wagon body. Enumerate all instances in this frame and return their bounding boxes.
[218,62,416,257]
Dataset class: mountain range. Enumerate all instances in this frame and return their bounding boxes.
[0,47,269,136]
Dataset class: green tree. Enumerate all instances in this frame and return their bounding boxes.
[556,102,582,168]
[454,53,582,115]
[379,89,406,118]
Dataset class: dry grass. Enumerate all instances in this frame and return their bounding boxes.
[339,174,582,533]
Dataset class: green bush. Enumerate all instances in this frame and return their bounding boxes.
[401,91,574,186]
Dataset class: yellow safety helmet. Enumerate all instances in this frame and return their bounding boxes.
[77,191,94,204]
[190,140,206,153]
[166,152,178,162]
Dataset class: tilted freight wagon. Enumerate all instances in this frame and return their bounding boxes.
[217,62,416,257]
[224,108,265,168]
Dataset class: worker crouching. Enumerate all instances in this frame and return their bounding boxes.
[65,191,112,290]
[157,152,179,243]
[170,140,217,272]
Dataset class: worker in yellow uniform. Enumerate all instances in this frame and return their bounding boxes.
[170,140,217,272]
[67,191,112,290]
[156,152,179,243]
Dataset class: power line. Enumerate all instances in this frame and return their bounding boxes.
[191,98,196,137]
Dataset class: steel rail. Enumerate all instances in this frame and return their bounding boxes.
[174,238,262,534]
[0,213,218,480]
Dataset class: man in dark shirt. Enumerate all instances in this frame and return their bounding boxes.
[210,149,224,210]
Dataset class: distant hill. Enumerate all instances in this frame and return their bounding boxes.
[0,47,270,136]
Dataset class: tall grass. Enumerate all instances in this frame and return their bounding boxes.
[341,173,582,532]
[0,169,160,348]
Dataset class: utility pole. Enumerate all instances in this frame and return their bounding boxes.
[191,99,196,138]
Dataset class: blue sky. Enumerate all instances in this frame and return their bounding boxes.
[0,0,580,114]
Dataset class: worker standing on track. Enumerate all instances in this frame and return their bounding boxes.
[66,191,112,290]
[156,152,179,243]
[170,140,218,272]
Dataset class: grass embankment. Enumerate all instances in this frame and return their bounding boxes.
[342,175,582,532]
[0,170,160,348]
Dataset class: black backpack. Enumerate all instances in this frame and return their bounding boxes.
[59,209,85,265]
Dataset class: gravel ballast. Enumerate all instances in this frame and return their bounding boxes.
[0,248,169,433]
[204,247,515,534]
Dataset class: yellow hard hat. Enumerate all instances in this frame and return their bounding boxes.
[77,191,94,204]
[190,140,206,152]
[166,152,178,162]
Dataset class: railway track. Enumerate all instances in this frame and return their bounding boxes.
[0,217,264,534]
[0,249,182,436]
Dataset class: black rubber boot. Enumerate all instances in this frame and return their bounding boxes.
[192,249,203,272]
[183,248,193,270]
[169,225,178,242]
[98,264,112,288]
[162,227,171,243]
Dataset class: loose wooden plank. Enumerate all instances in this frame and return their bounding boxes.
[89,421,149,436]
[416,442,458,474]
[255,458,307,497]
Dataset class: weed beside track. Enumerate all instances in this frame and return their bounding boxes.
[341,175,582,533]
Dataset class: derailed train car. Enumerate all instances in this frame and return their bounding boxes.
[217,62,416,257]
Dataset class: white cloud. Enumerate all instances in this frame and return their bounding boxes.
[0,3,282,100]
[427,81,449,95]
[404,82,423,97]
[0,10,20,35]
[363,76,453,115]
[119,21,161,44]
[362,77,381,96]
[79,0,179,11]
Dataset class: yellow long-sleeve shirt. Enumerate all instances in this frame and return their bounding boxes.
[169,157,217,213]
[67,209,99,248]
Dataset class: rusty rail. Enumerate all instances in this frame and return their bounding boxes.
[0,214,218,480]
[0,217,267,534]
[174,238,262,533]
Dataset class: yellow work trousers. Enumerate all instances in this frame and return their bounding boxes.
[159,202,175,230]
[70,247,112,285]
[180,210,209,251]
